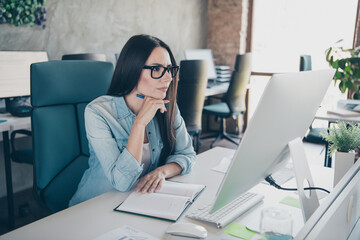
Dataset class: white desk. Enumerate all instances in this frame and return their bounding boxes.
[315,106,360,124]
[0,114,31,229]
[0,146,333,240]
[204,82,229,97]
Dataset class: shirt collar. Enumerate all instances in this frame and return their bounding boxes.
[114,96,135,119]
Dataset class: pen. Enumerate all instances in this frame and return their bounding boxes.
[136,94,169,108]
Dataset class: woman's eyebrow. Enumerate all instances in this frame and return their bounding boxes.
[148,63,172,67]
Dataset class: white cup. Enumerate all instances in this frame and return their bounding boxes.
[260,207,293,240]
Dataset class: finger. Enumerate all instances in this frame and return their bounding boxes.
[141,179,154,193]
[148,179,160,193]
[135,178,146,192]
[156,179,164,191]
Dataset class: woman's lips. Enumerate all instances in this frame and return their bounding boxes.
[157,87,168,92]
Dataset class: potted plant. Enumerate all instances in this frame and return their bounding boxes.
[321,121,360,186]
[325,40,360,99]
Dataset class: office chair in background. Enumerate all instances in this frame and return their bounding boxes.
[202,53,252,148]
[300,55,328,145]
[61,53,106,61]
[30,60,113,212]
[177,60,208,152]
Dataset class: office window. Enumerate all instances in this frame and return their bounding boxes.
[248,0,357,118]
[252,0,357,72]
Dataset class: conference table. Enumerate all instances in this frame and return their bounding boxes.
[0,146,333,240]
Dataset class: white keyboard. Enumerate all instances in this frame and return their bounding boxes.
[186,192,264,228]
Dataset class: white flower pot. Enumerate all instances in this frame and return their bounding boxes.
[332,151,356,187]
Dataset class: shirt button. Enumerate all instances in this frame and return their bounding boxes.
[148,131,151,134]
[152,149,155,152]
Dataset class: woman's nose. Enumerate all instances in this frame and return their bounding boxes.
[162,70,172,81]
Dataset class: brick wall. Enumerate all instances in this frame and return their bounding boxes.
[207,0,249,68]
[354,5,360,48]
[207,0,250,134]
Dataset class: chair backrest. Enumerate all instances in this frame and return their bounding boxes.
[300,55,312,71]
[31,60,114,212]
[61,53,106,61]
[177,60,208,133]
[225,53,252,115]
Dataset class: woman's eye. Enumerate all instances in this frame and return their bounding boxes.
[153,67,161,72]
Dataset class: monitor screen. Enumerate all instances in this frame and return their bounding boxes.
[211,69,335,212]
[0,51,48,98]
[184,49,217,80]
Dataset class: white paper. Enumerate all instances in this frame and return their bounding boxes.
[93,225,160,240]
[211,156,232,173]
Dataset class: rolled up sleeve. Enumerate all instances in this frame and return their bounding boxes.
[85,106,143,192]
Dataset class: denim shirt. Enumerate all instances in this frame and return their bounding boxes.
[69,95,196,206]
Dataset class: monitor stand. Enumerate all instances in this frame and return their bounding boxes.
[288,137,320,222]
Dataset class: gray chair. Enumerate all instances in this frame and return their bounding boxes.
[177,60,208,152]
[61,53,106,61]
[31,60,113,212]
[202,53,252,148]
[300,55,312,71]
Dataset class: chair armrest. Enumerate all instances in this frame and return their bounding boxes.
[10,129,32,153]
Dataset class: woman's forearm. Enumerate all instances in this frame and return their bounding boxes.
[126,121,146,164]
[158,162,182,178]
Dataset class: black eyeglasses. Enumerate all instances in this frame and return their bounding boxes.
[143,65,179,79]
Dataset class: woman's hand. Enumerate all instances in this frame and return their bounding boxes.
[135,167,166,193]
[134,97,169,127]
[135,163,182,193]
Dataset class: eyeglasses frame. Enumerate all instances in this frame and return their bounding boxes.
[143,65,179,79]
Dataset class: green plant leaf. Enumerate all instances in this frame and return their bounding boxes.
[338,59,346,69]
[346,81,354,90]
[332,59,339,69]
[321,121,360,155]
[354,69,360,79]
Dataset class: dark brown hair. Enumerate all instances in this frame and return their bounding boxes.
[108,34,178,165]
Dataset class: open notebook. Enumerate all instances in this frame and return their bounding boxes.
[114,181,205,221]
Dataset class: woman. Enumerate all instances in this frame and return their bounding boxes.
[69,35,196,206]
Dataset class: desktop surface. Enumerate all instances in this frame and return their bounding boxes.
[1,146,334,240]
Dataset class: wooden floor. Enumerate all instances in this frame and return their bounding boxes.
[0,132,241,236]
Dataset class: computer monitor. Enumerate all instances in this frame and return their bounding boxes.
[184,49,217,80]
[0,51,48,98]
[295,158,360,239]
[211,69,335,212]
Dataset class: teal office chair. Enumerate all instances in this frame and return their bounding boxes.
[10,130,33,165]
[202,53,252,148]
[30,60,113,212]
[177,60,208,152]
